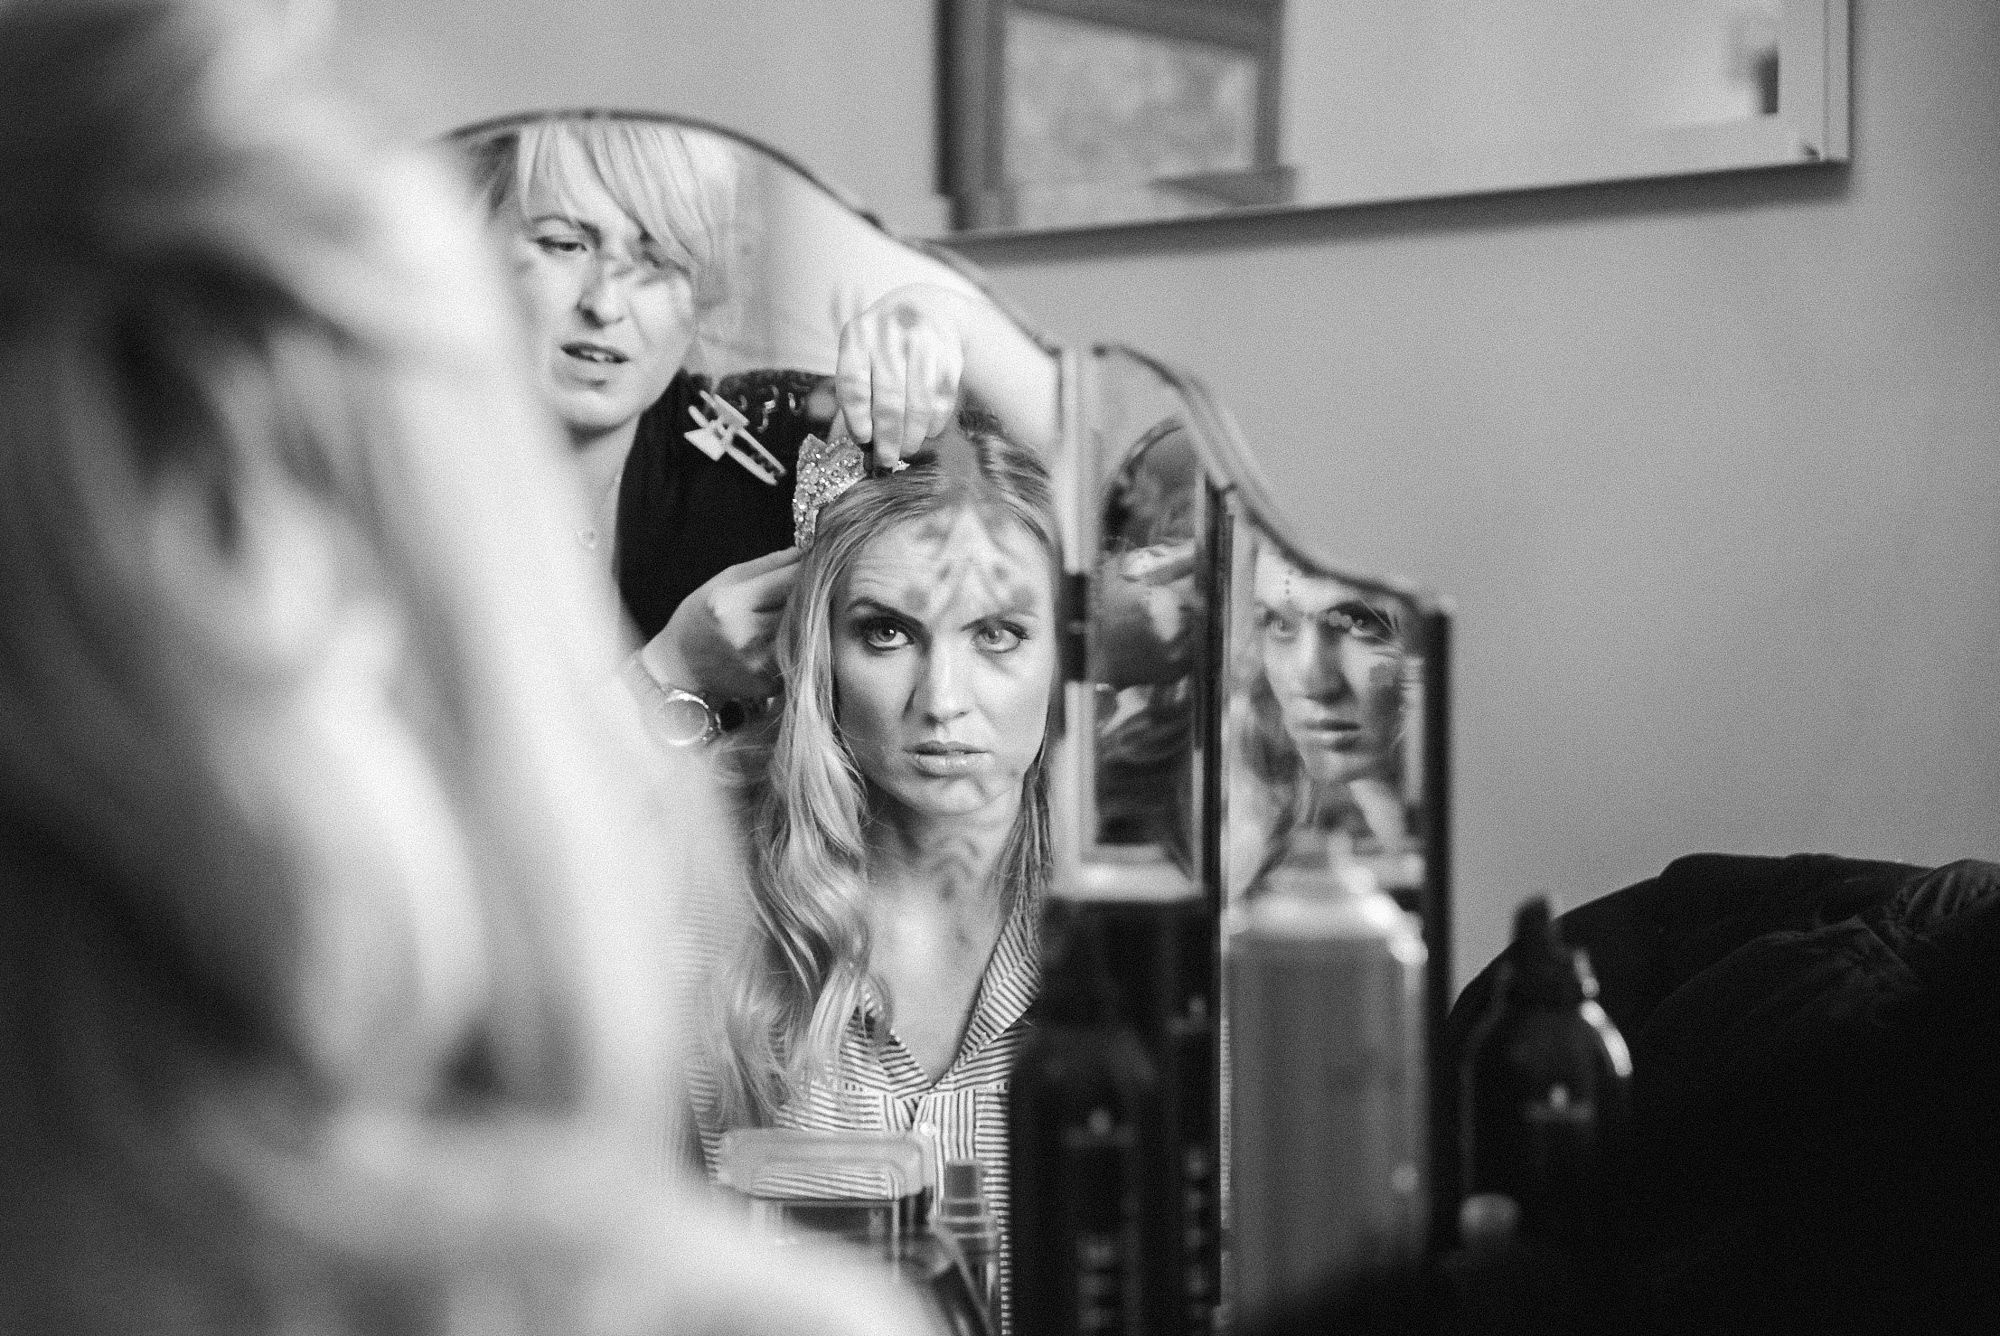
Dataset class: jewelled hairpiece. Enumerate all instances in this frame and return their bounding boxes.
[791,420,905,549]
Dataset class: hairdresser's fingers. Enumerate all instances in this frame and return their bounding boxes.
[897,336,934,458]
[1120,541,1198,586]
[835,316,876,446]
[737,549,800,612]
[869,320,926,468]
[908,330,962,446]
[726,544,801,583]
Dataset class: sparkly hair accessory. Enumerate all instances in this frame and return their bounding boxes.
[791,420,905,549]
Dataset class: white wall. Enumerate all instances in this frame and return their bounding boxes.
[325,0,2000,990]
[324,0,942,231]
[961,2,2000,988]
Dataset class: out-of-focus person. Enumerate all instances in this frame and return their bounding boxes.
[0,1,931,1332]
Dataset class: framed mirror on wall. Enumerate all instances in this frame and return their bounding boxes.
[939,0,1850,234]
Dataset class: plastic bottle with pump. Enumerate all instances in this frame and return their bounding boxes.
[1459,896,1633,1265]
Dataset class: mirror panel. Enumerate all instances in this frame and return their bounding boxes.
[454,113,1006,382]
[1069,344,1456,1239]
[447,111,1062,649]
[1065,351,1217,902]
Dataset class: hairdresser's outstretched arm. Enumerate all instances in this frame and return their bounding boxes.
[836,283,1059,467]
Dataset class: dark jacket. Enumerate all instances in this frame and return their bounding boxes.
[1449,853,2000,1335]
[615,368,833,641]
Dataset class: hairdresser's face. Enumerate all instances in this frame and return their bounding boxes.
[834,510,1056,830]
[1254,549,1402,786]
[504,166,695,450]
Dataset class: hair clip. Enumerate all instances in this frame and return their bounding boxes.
[792,420,905,549]
[686,390,786,485]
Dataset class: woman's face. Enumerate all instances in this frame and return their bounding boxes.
[1253,549,1403,786]
[832,508,1057,829]
[502,162,696,449]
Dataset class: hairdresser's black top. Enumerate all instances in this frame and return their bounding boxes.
[615,368,836,642]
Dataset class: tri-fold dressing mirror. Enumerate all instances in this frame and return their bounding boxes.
[450,108,1451,1324]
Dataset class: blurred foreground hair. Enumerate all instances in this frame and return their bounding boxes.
[0,2,919,1333]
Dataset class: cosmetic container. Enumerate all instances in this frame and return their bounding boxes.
[1008,899,1175,1336]
[1459,896,1631,1259]
[936,1159,1000,1322]
[1225,845,1428,1331]
[715,1128,994,1336]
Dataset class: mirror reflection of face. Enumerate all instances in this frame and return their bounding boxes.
[834,510,1056,827]
[1253,548,1403,786]
[503,162,696,449]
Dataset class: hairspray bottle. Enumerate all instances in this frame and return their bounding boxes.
[1226,847,1429,1333]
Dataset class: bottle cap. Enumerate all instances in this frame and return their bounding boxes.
[1458,1192,1520,1253]
[1505,895,1597,1004]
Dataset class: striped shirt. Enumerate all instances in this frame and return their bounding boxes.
[691,889,1040,1332]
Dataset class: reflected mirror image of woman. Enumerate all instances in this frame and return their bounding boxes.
[1230,543,1414,898]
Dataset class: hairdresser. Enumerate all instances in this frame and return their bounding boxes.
[471,117,1058,745]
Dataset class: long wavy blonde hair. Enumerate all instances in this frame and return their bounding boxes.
[710,415,1059,1127]
[0,3,923,1333]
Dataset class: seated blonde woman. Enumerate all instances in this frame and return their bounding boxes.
[692,414,1060,1326]
[0,1,928,1332]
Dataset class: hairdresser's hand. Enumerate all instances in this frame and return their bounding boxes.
[834,284,972,469]
[1097,540,1201,686]
[641,547,799,703]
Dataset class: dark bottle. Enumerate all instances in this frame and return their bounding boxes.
[1460,897,1632,1260]
[1009,900,1173,1336]
[1093,897,1219,1336]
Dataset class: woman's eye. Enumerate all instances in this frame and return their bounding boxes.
[859,619,910,650]
[975,623,1025,653]
[1258,609,1300,642]
[534,233,586,256]
[1336,605,1397,646]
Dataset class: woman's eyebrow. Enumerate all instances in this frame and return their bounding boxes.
[526,212,600,240]
[842,593,915,620]
[969,589,1044,621]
